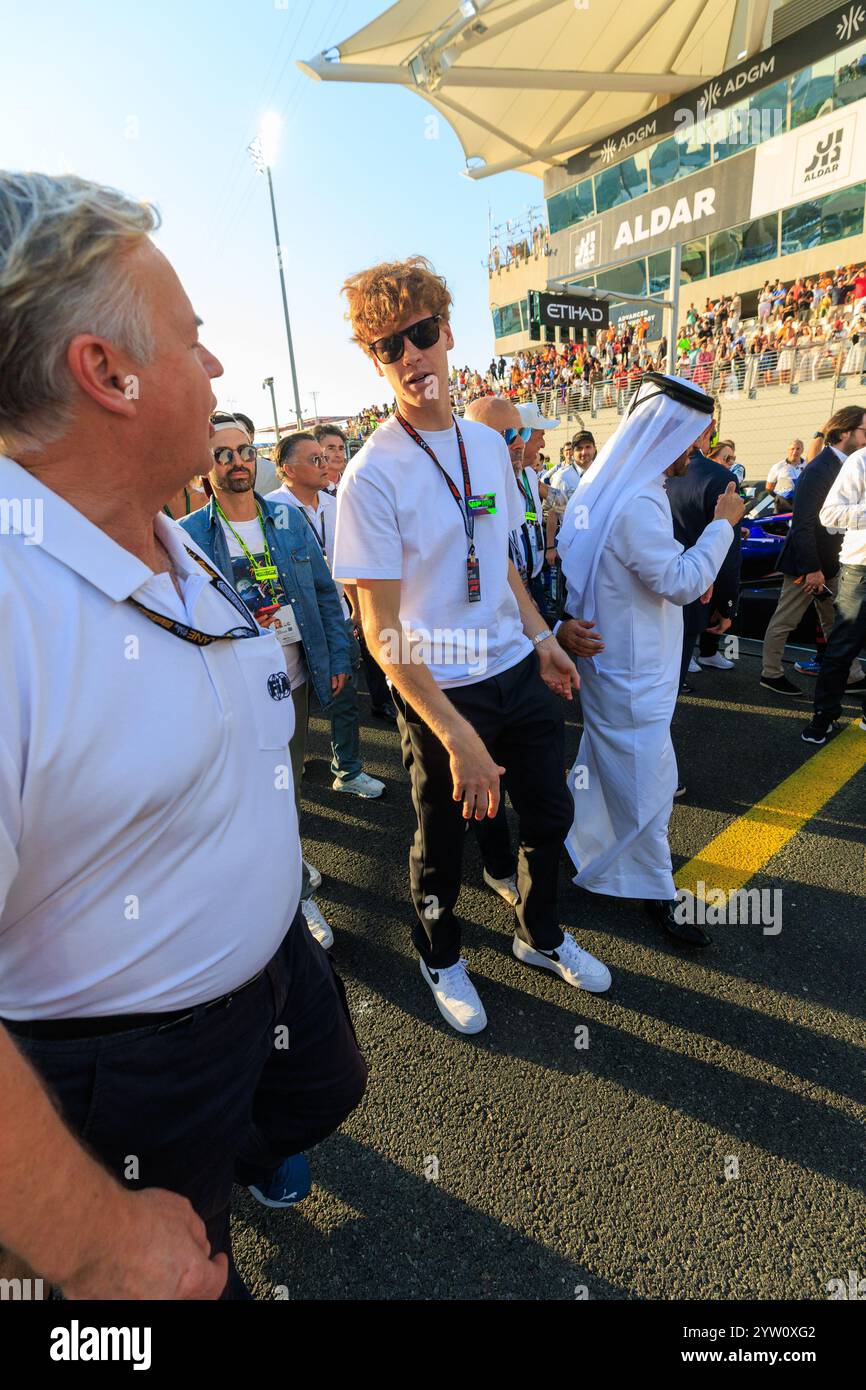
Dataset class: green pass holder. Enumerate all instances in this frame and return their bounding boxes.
[467,493,496,515]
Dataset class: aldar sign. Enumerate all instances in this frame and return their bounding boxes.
[539,291,609,330]
[561,149,756,274]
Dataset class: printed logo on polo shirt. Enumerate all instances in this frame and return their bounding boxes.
[267,671,292,701]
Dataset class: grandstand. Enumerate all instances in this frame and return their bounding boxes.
[303,0,866,471]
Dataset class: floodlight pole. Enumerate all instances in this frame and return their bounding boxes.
[264,163,304,432]
[249,135,304,433]
[262,376,281,444]
[667,243,682,374]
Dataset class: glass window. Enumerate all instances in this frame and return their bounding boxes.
[780,183,866,254]
[648,251,671,295]
[649,120,712,190]
[547,178,594,234]
[681,237,707,284]
[492,300,525,339]
[594,152,650,212]
[594,259,647,297]
[792,58,835,129]
[709,215,778,276]
[834,41,866,108]
[712,78,788,161]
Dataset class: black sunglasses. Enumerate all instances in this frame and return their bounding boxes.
[369,314,441,365]
[213,444,258,466]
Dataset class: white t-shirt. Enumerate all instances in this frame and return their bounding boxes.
[766,459,803,496]
[219,517,306,690]
[0,458,301,1018]
[266,485,352,621]
[333,414,531,687]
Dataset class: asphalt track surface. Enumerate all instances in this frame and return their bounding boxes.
[232,646,865,1301]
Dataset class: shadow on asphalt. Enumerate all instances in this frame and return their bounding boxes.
[232,1134,636,1301]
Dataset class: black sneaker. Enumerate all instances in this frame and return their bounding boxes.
[801,716,835,745]
[761,674,802,695]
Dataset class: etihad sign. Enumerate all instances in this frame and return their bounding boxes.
[613,188,716,249]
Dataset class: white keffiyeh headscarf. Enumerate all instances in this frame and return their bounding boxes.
[557,373,713,624]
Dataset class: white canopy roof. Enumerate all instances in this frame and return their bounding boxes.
[298,0,773,180]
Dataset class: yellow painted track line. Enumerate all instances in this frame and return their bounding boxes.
[675,721,866,897]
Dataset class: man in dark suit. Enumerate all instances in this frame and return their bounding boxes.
[761,405,866,696]
[667,418,743,691]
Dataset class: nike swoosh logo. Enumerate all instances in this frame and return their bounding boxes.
[539,950,560,962]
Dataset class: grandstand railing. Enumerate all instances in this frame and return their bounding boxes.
[519,344,866,425]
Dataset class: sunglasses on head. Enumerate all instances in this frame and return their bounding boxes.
[503,427,532,445]
[369,314,441,365]
[213,444,257,466]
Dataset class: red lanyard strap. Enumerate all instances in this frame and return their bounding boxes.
[394,409,475,549]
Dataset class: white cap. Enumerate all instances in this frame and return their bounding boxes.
[517,401,559,430]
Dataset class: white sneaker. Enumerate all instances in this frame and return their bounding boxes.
[483,867,520,906]
[687,657,700,674]
[332,772,385,799]
[419,957,487,1034]
[303,859,322,891]
[513,931,611,993]
[302,899,334,950]
[698,653,734,670]
[860,718,866,732]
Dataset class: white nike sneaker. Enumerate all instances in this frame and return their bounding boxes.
[698,652,734,670]
[860,718,866,733]
[303,859,322,891]
[687,657,700,674]
[419,957,487,1034]
[332,772,385,799]
[483,868,520,906]
[513,931,611,993]
[302,899,334,950]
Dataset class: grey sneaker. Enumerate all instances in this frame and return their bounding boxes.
[332,772,385,799]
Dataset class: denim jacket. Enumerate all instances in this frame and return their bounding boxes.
[180,493,350,710]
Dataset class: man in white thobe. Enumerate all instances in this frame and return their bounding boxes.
[556,374,746,946]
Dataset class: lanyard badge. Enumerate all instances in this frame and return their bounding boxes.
[393,410,489,606]
[466,550,481,603]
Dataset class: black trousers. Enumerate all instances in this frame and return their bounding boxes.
[814,564,866,720]
[358,626,392,710]
[680,598,709,689]
[392,652,573,968]
[9,911,367,1299]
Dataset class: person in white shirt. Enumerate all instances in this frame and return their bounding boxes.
[0,171,366,1300]
[806,441,866,741]
[316,423,349,495]
[766,440,804,511]
[333,256,611,1035]
[557,374,745,946]
[266,432,385,801]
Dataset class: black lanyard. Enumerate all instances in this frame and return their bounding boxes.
[394,409,475,551]
[128,547,260,646]
[299,504,327,554]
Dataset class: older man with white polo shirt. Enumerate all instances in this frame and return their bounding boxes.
[0,172,366,1300]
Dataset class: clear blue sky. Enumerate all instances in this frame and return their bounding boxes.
[1,0,543,426]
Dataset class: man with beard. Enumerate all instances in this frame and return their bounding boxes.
[557,375,745,946]
[182,419,351,948]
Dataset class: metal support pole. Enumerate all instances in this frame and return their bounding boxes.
[265,165,304,432]
[667,243,682,374]
[263,377,280,445]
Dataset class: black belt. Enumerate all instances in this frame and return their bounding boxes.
[2,967,266,1041]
